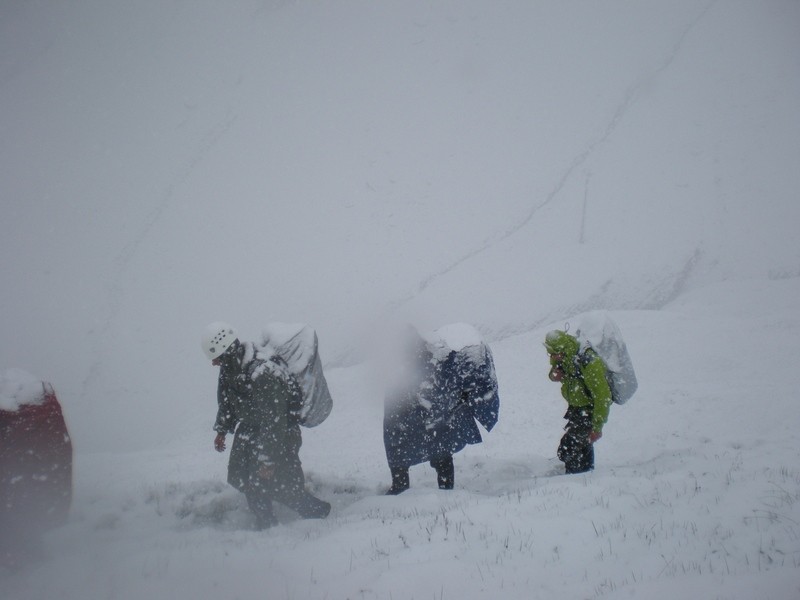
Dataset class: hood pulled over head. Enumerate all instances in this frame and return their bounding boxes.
[544,330,579,357]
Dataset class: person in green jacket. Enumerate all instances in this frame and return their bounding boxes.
[202,322,330,529]
[544,329,613,474]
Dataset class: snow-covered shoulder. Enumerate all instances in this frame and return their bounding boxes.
[0,367,46,411]
[423,323,483,351]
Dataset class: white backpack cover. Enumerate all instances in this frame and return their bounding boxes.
[574,311,638,405]
[259,323,333,427]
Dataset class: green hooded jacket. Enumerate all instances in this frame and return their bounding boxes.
[544,330,612,433]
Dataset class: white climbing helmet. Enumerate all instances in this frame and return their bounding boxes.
[201,322,238,360]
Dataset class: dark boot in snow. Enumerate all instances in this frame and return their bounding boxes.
[558,407,595,474]
[431,455,454,490]
[386,466,410,495]
[254,513,279,530]
[246,488,278,530]
[296,493,331,519]
[248,500,278,530]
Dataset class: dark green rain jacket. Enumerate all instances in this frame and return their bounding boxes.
[544,330,612,433]
[214,342,303,492]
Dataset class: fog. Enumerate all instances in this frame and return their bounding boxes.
[1,0,798,454]
[3,3,800,598]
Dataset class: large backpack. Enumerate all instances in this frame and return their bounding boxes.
[258,323,333,427]
[424,323,500,432]
[574,311,638,405]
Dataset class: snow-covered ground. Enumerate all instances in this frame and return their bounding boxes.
[2,0,799,598]
[2,0,798,453]
[5,277,800,599]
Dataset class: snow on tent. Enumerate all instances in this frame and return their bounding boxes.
[259,324,333,427]
[424,323,500,432]
[1,368,73,566]
[574,311,638,405]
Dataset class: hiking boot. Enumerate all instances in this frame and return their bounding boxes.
[386,467,410,495]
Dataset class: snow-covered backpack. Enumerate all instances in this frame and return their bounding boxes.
[574,311,638,405]
[259,323,333,427]
[424,323,500,432]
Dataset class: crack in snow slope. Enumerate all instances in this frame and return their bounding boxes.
[402,0,718,310]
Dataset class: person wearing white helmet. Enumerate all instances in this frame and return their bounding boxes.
[201,322,330,529]
[202,321,239,366]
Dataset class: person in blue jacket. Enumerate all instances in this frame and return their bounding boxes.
[383,325,499,494]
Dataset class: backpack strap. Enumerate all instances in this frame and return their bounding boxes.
[575,347,596,369]
[572,348,597,394]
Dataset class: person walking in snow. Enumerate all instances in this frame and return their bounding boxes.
[383,325,499,495]
[202,322,330,529]
[544,329,613,474]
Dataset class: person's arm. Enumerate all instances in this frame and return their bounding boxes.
[213,374,237,435]
[549,353,565,382]
[581,357,612,439]
[213,375,237,451]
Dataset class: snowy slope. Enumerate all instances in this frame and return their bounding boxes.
[4,277,799,599]
[2,1,800,597]
[2,1,798,452]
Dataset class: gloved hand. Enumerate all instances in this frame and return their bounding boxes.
[214,433,227,452]
[589,431,602,444]
[549,366,565,382]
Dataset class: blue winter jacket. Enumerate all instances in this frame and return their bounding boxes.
[383,344,499,469]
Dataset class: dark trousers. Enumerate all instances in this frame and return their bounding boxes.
[557,406,595,474]
[431,455,454,489]
[244,456,330,529]
[387,454,454,494]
